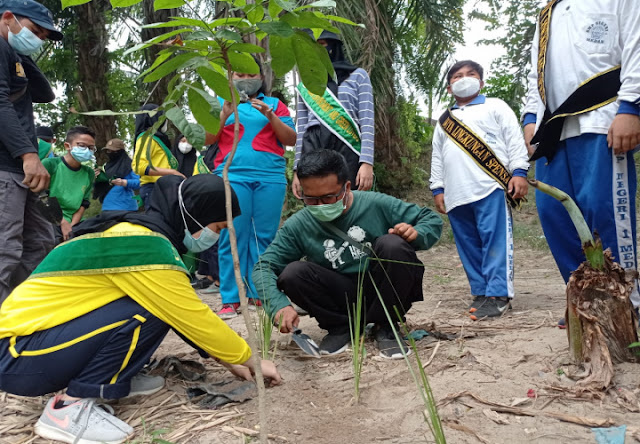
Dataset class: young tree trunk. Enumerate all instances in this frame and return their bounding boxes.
[75,0,116,149]
[566,248,638,390]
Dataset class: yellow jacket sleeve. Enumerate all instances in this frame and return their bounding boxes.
[132,137,150,177]
[109,269,252,364]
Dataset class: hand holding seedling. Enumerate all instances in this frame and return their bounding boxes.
[388,223,418,242]
[274,305,299,333]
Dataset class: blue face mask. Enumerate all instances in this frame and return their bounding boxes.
[8,18,44,56]
[178,181,220,252]
[70,146,94,163]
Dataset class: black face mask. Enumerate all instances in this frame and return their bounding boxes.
[107,150,123,160]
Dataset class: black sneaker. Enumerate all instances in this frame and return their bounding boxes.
[469,297,511,320]
[468,296,487,313]
[319,332,350,355]
[191,277,213,289]
[374,325,411,360]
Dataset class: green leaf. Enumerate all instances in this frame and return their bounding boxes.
[255,30,267,41]
[154,0,185,10]
[295,0,335,10]
[197,67,233,101]
[268,0,282,18]
[209,17,248,28]
[110,0,143,7]
[269,35,295,77]
[216,29,243,42]
[61,0,91,9]
[226,51,260,74]
[325,14,364,27]
[80,109,159,116]
[274,0,295,12]
[143,17,209,29]
[165,107,206,147]
[281,11,339,32]
[257,21,294,37]
[292,30,328,95]
[230,43,265,54]
[140,52,172,77]
[143,53,201,83]
[246,4,265,24]
[187,87,221,134]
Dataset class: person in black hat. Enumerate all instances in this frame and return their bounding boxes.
[0,0,62,302]
[36,125,55,159]
[292,30,375,198]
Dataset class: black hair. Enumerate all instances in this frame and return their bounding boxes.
[65,126,96,143]
[446,60,484,84]
[297,149,349,185]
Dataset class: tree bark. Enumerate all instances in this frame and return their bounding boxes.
[76,0,116,151]
[141,0,178,106]
[566,249,638,390]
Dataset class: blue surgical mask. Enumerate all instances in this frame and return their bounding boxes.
[307,197,346,222]
[178,181,220,252]
[8,18,44,56]
[70,146,94,163]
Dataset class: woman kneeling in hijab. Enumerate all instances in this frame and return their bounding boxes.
[0,174,281,444]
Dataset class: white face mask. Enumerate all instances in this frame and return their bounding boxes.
[451,76,481,99]
[178,142,193,154]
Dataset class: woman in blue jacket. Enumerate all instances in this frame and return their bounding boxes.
[99,138,140,212]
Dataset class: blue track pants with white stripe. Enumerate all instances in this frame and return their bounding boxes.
[535,133,639,307]
[448,189,514,298]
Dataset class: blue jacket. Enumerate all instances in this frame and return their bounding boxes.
[102,170,140,211]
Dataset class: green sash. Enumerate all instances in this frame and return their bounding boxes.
[135,133,179,170]
[439,109,525,209]
[195,156,210,175]
[296,83,361,156]
[29,230,187,279]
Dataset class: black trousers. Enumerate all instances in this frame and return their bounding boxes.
[277,234,424,334]
[0,297,169,399]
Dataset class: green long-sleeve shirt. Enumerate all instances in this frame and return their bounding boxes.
[252,191,443,317]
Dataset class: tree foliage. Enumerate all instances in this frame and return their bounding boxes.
[473,0,542,114]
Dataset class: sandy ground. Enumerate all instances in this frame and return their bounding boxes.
[2,240,639,444]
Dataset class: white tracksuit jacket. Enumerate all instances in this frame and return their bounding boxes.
[522,0,640,140]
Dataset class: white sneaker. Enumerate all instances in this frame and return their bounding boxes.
[127,374,165,397]
[35,395,134,444]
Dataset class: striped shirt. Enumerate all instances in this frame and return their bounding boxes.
[295,68,375,167]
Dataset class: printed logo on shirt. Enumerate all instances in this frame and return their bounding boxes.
[483,132,497,146]
[322,225,372,269]
[15,62,25,77]
[585,21,609,45]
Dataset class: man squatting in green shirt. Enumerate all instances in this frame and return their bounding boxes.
[42,126,96,243]
[253,150,443,359]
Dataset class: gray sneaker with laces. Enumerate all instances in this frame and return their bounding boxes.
[127,373,165,397]
[35,395,134,444]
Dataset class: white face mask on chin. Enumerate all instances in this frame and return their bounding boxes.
[178,142,193,154]
[451,76,481,99]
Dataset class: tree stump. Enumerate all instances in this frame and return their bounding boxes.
[566,249,638,390]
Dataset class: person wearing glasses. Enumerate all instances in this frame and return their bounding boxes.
[253,150,442,359]
[42,126,97,243]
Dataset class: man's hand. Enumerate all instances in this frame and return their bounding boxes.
[388,223,418,243]
[291,172,302,199]
[508,176,528,199]
[21,152,49,192]
[434,194,446,214]
[524,123,536,157]
[274,305,299,333]
[355,163,374,191]
[608,114,640,155]
[60,219,72,241]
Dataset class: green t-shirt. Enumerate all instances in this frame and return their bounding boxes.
[42,157,94,222]
[252,191,443,317]
[37,138,52,160]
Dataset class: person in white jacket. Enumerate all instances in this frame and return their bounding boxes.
[430,60,530,320]
[522,0,640,315]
